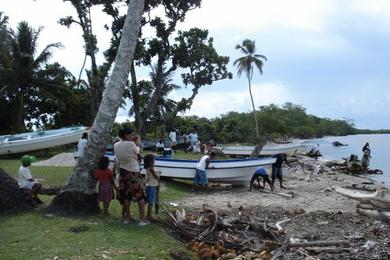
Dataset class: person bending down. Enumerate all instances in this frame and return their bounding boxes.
[193,152,216,190]
[249,167,274,191]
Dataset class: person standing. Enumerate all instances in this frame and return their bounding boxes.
[17,155,43,204]
[74,132,88,160]
[114,127,148,226]
[271,153,290,189]
[182,132,189,153]
[143,154,160,221]
[169,129,177,153]
[94,156,116,216]
[193,152,216,190]
[362,142,371,157]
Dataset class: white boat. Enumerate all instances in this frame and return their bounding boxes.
[148,157,276,185]
[0,126,87,155]
[217,142,310,157]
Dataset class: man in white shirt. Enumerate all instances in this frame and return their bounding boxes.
[169,129,177,153]
[17,155,43,203]
[193,152,216,190]
[74,132,88,160]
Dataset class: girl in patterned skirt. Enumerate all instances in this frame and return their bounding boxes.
[94,156,116,216]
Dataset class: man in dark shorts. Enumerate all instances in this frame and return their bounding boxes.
[249,167,274,191]
[272,153,290,189]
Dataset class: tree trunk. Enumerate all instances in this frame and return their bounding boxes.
[50,0,145,215]
[248,76,260,138]
[129,62,145,133]
[16,92,25,132]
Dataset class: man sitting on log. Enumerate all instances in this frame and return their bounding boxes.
[249,167,274,191]
[17,155,43,204]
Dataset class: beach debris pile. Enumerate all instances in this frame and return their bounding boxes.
[0,168,33,211]
[161,205,390,259]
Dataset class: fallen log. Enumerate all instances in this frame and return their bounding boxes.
[334,186,390,210]
[306,247,352,254]
[356,208,390,223]
[275,218,291,232]
[39,186,62,195]
[287,240,349,249]
[258,189,294,198]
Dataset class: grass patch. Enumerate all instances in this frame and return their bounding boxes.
[0,156,195,259]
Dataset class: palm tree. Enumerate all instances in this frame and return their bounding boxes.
[50,0,145,214]
[0,21,64,132]
[233,39,267,138]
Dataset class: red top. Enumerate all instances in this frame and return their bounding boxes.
[94,169,114,182]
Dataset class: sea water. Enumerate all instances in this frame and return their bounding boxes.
[302,134,390,186]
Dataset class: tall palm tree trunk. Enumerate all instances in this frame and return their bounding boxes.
[247,75,260,138]
[50,0,145,215]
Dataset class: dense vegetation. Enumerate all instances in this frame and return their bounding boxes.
[118,102,359,144]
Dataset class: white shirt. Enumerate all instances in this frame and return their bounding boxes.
[17,166,33,188]
[114,140,140,172]
[189,133,198,144]
[169,131,176,142]
[156,142,165,148]
[75,138,88,158]
[196,155,210,171]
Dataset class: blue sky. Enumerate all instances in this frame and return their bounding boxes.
[2,0,390,129]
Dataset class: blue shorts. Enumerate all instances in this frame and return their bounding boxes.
[194,169,208,185]
[146,186,157,204]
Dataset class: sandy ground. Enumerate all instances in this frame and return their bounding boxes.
[33,152,76,167]
[177,164,380,213]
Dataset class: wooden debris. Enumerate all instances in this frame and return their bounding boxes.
[287,240,349,248]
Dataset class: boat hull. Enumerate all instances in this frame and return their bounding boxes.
[0,127,87,155]
[217,143,309,156]
[151,157,276,185]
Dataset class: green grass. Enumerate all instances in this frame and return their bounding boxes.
[0,156,195,260]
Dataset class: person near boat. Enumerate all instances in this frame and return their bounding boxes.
[114,127,149,226]
[74,132,88,160]
[155,139,165,155]
[169,129,177,153]
[17,155,43,204]
[182,131,190,153]
[362,142,371,157]
[271,153,290,189]
[94,156,116,216]
[193,152,216,190]
[143,154,160,221]
[189,130,199,148]
[249,167,274,191]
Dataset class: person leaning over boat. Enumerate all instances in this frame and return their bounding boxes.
[271,153,290,189]
[74,132,88,160]
[193,152,216,190]
[249,167,274,192]
[114,127,148,226]
[17,155,43,204]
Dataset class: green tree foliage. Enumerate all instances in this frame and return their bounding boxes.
[0,21,67,133]
[165,103,357,144]
[234,39,267,139]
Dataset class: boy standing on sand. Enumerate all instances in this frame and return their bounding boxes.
[271,153,290,189]
[193,152,216,190]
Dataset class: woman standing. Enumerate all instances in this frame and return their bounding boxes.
[114,127,149,226]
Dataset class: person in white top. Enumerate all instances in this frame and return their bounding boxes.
[143,154,161,221]
[193,152,216,190]
[17,155,43,204]
[155,139,165,154]
[74,132,88,159]
[114,127,149,226]
[169,129,177,152]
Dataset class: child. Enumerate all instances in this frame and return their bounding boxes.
[143,154,160,221]
[94,156,116,216]
[17,155,43,204]
[249,167,274,191]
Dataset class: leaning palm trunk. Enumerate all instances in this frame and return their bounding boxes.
[247,76,259,138]
[50,0,145,214]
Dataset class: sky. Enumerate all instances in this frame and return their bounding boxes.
[1,0,390,129]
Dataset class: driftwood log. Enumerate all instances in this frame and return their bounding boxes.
[334,186,390,222]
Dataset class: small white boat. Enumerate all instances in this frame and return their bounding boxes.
[149,157,276,185]
[217,142,310,157]
[0,126,87,155]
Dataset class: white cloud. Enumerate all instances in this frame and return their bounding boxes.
[179,81,296,118]
[179,0,336,33]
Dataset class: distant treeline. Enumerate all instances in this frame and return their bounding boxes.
[114,103,383,144]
